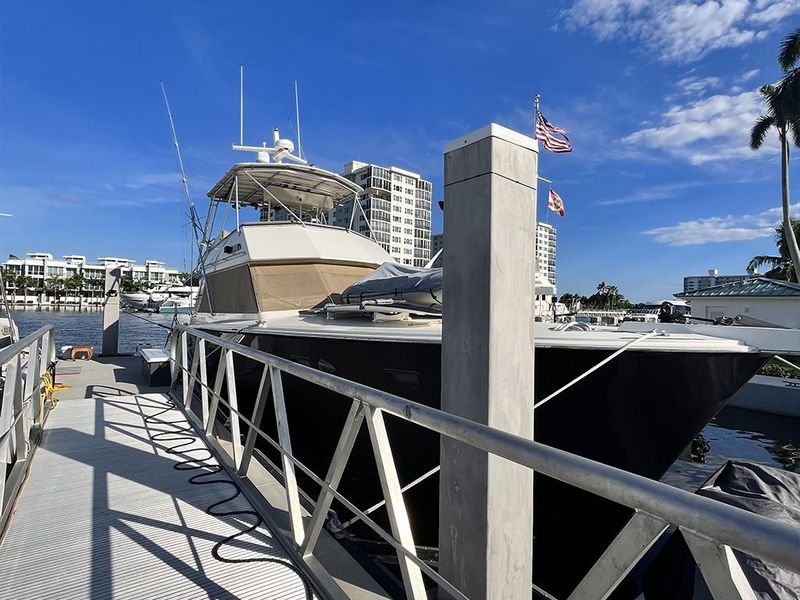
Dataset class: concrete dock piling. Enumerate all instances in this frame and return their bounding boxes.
[102,265,121,356]
[438,124,538,598]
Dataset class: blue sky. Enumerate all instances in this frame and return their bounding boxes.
[1,1,798,300]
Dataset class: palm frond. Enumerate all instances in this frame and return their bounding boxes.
[779,27,800,72]
[791,119,800,150]
[750,114,774,150]
[747,255,784,271]
[776,219,800,260]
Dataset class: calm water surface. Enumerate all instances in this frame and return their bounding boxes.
[12,308,800,491]
[13,307,189,355]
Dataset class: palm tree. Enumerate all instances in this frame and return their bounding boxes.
[0,269,18,304]
[46,275,65,304]
[750,27,800,282]
[65,273,86,306]
[748,218,800,282]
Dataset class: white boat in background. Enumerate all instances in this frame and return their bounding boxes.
[120,292,150,310]
[158,295,196,314]
[122,284,199,312]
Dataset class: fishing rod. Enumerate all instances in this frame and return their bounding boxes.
[160,80,215,315]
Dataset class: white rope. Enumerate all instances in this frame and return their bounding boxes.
[534,330,662,410]
[340,465,441,529]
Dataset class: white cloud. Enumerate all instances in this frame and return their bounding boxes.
[676,75,722,94]
[736,68,760,83]
[595,181,705,205]
[622,90,774,165]
[559,0,800,63]
[643,202,800,245]
[749,0,800,24]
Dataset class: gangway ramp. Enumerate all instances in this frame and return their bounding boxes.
[0,390,316,600]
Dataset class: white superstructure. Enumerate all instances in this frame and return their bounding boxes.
[328,161,432,267]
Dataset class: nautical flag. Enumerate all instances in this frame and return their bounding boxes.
[548,188,565,217]
[536,110,572,153]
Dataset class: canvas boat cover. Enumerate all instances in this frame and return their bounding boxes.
[340,262,443,309]
[643,460,800,599]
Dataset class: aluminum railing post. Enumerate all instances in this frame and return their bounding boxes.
[24,341,41,430]
[168,330,180,388]
[269,366,305,545]
[182,332,193,408]
[205,346,228,435]
[223,349,243,467]
[683,532,759,600]
[197,338,209,424]
[568,511,669,600]
[365,405,426,599]
[10,355,27,460]
[439,124,537,599]
[301,399,364,557]
[237,365,271,477]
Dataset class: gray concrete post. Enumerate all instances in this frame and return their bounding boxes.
[438,124,537,599]
[102,266,121,356]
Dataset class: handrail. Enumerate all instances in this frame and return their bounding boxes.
[0,325,52,366]
[1,324,56,535]
[170,323,800,598]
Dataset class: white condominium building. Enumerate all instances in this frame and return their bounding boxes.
[329,161,432,267]
[535,222,557,287]
[2,253,182,287]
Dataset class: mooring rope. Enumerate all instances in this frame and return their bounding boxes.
[140,394,315,599]
[534,330,663,410]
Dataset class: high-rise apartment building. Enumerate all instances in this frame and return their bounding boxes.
[329,161,432,267]
[431,233,444,256]
[535,222,557,287]
[683,269,753,293]
[429,222,557,286]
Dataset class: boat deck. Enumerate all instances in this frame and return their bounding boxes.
[0,356,315,600]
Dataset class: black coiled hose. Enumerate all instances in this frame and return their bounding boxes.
[141,395,314,599]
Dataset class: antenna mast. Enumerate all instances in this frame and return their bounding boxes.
[294,80,303,160]
[160,80,214,314]
[240,66,244,145]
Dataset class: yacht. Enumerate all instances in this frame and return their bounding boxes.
[122,284,199,312]
[187,131,767,596]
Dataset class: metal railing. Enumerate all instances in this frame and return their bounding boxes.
[0,325,56,533]
[169,323,800,600]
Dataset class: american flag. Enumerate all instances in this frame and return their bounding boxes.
[536,110,572,153]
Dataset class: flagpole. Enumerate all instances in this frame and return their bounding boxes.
[534,94,541,227]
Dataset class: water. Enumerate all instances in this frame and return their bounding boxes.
[12,308,189,355]
[663,406,800,489]
[11,309,800,492]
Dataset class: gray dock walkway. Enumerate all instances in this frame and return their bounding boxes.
[0,357,315,600]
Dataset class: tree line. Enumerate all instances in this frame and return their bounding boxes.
[559,281,634,311]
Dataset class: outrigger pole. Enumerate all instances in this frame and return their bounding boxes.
[160,80,215,315]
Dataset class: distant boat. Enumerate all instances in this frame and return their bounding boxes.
[158,297,195,314]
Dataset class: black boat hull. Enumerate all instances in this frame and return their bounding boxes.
[198,330,765,597]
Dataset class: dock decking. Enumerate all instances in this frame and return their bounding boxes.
[0,357,315,600]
